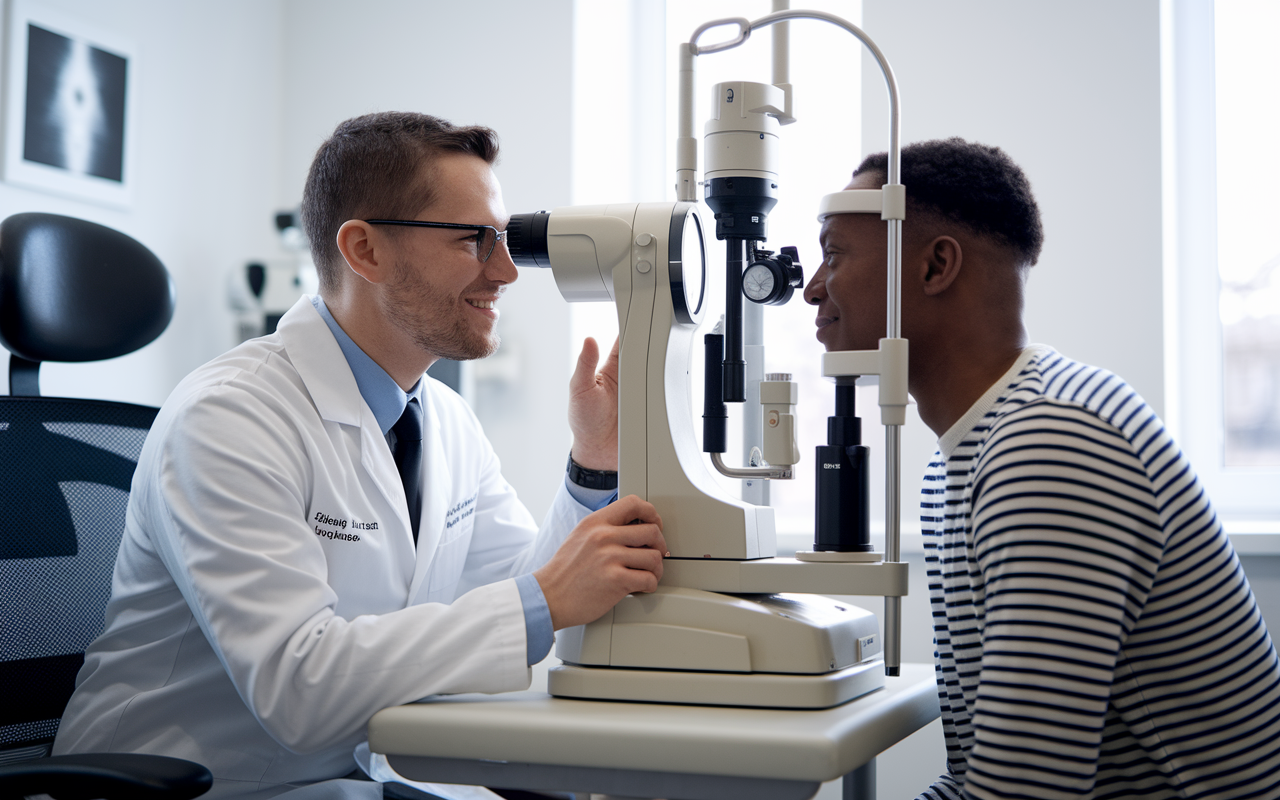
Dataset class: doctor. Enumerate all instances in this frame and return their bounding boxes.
[55,111,668,799]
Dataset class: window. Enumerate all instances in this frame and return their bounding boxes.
[1214,0,1280,468]
[1167,0,1280,525]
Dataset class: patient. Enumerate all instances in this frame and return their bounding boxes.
[804,137,1280,799]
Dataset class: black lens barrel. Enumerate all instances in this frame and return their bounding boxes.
[506,211,551,267]
[702,333,728,453]
[703,177,778,241]
[814,380,873,552]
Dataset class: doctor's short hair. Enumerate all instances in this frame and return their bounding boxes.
[854,137,1044,267]
[301,112,500,291]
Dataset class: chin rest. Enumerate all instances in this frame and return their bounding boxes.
[0,212,174,395]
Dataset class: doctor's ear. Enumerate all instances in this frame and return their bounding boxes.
[335,220,388,285]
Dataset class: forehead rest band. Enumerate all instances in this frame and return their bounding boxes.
[816,185,906,222]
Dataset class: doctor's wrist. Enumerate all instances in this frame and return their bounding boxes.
[566,451,617,490]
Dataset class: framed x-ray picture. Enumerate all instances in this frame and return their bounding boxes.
[3,0,137,207]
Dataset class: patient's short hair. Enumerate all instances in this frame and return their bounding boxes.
[301,112,499,291]
[855,138,1044,267]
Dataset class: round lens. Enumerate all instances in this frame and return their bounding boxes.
[670,204,707,325]
[683,212,706,316]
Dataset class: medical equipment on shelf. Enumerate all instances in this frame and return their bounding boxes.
[227,211,319,342]
[507,6,907,708]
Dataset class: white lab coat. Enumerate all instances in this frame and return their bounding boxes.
[54,297,590,798]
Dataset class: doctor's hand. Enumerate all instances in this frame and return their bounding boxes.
[534,494,666,630]
[567,336,619,471]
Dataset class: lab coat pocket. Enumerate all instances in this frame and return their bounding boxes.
[309,499,410,617]
[420,521,474,604]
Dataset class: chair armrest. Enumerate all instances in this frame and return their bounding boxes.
[0,753,212,800]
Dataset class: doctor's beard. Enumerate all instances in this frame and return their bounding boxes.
[383,256,501,362]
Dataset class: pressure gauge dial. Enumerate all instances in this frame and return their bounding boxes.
[742,246,804,306]
[743,263,778,302]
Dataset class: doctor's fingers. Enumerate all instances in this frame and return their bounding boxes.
[599,337,620,382]
[569,337,602,394]
[602,522,667,554]
[612,564,661,596]
[611,544,665,583]
[601,494,663,528]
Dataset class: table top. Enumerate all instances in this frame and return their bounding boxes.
[368,662,940,784]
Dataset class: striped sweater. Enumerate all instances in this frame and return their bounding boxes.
[919,345,1280,800]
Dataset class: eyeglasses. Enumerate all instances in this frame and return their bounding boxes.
[365,219,508,263]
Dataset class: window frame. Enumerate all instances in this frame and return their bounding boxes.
[1163,0,1280,548]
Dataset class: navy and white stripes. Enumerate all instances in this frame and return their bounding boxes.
[919,346,1280,800]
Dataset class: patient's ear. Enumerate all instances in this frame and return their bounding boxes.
[335,220,387,285]
[922,235,962,296]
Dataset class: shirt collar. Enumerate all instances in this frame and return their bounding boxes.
[311,295,421,435]
[937,344,1048,458]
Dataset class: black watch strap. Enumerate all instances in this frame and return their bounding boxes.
[566,452,618,491]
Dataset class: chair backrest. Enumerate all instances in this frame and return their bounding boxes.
[0,213,173,761]
[0,398,158,760]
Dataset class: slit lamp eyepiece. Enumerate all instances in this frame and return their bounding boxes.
[506,211,551,268]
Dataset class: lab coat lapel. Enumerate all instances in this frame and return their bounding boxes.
[408,383,451,598]
[279,297,418,569]
[276,297,363,427]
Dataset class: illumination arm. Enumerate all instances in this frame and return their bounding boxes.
[677,10,902,206]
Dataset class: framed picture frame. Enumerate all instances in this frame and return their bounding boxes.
[2,0,138,207]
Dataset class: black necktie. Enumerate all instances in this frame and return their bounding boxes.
[390,397,423,545]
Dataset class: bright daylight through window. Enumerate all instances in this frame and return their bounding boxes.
[1216,0,1280,467]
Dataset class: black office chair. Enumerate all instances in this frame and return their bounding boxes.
[0,213,211,799]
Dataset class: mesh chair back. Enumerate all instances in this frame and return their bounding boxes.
[0,396,158,760]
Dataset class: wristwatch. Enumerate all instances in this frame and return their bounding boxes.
[566,452,618,491]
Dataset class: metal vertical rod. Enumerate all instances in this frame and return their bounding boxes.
[885,214,904,677]
[8,355,42,397]
[887,219,902,338]
[772,0,789,86]
[675,44,698,202]
[884,428,902,677]
[723,238,747,403]
[740,0,785,507]
[843,758,876,800]
[743,300,769,505]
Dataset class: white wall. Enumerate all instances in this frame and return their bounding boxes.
[278,0,576,522]
[0,0,285,405]
[862,0,1166,415]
